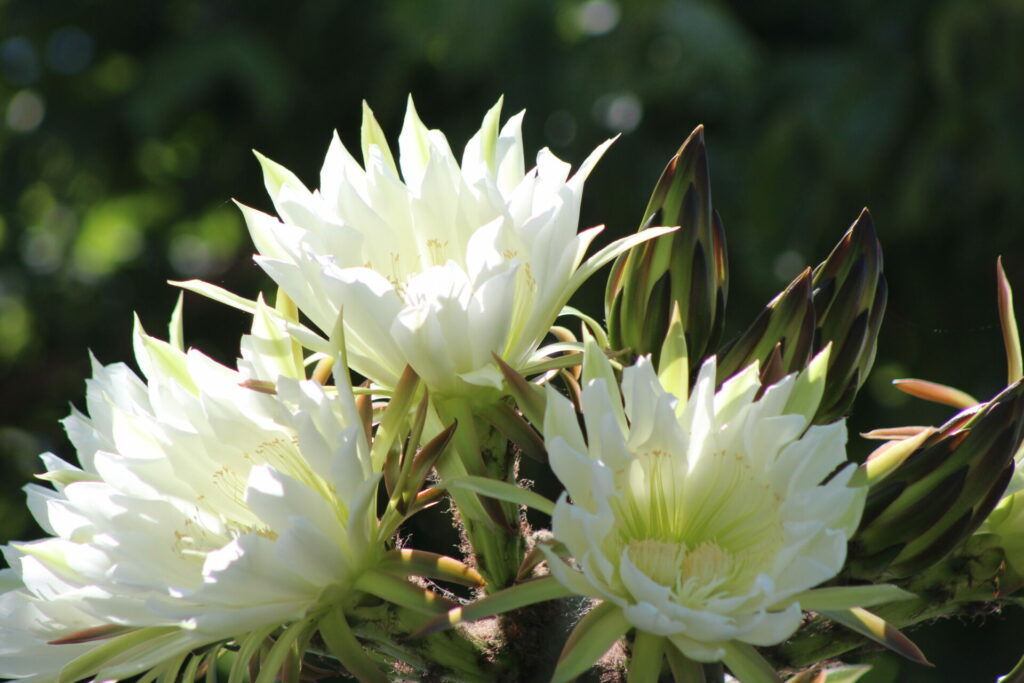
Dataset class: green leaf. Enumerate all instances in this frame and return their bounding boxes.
[445,475,555,517]
[560,305,611,349]
[481,401,546,464]
[552,602,631,683]
[786,665,872,683]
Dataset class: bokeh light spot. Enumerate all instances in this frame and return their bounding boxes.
[576,1,620,36]
[0,37,41,85]
[5,90,45,133]
[773,250,805,282]
[45,26,95,75]
[593,92,643,133]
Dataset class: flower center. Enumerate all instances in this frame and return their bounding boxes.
[626,538,737,602]
[609,447,785,604]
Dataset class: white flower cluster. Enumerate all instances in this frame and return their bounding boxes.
[1,99,883,683]
[1,303,379,681]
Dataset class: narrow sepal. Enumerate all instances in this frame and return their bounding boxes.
[380,548,486,587]
[717,268,815,385]
[354,573,456,615]
[998,256,1023,384]
[627,632,665,683]
[552,602,631,683]
[417,576,574,636]
[319,609,389,683]
[721,642,782,683]
[818,608,931,666]
[444,475,556,517]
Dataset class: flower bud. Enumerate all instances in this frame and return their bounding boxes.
[605,125,728,371]
[848,381,1024,580]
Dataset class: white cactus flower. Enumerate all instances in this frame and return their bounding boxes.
[0,302,384,682]
[541,344,867,668]
[238,97,664,398]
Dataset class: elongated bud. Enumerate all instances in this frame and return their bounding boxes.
[716,268,816,384]
[716,210,885,423]
[811,208,887,423]
[848,381,1024,580]
[605,125,727,372]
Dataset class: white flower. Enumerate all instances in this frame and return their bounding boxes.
[541,345,866,664]
[0,301,382,681]
[238,97,653,397]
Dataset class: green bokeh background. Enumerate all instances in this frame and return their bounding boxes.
[2,1,1024,680]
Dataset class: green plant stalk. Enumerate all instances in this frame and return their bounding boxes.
[437,397,526,591]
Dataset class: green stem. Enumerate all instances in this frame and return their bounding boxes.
[435,396,525,590]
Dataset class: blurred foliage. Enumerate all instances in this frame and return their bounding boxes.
[2,0,1024,679]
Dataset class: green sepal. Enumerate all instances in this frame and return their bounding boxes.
[417,575,574,637]
[819,607,930,666]
[354,572,456,615]
[627,631,665,683]
[58,626,178,683]
[810,209,886,423]
[319,609,389,683]
[444,475,555,517]
[380,548,486,588]
[228,626,276,683]
[721,641,781,683]
[785,584,916,611]
[998,256,1023,384]
[552,602,631,683]
[717,268,815,386]
[360,100,398,174]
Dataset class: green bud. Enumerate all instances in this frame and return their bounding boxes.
[715,209,885,424]
[605,125,728,372]
[716,267,816,384]
[848,381,1024,580]
[811,209,887,423]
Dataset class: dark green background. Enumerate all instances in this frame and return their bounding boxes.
[2,1,1024,680]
